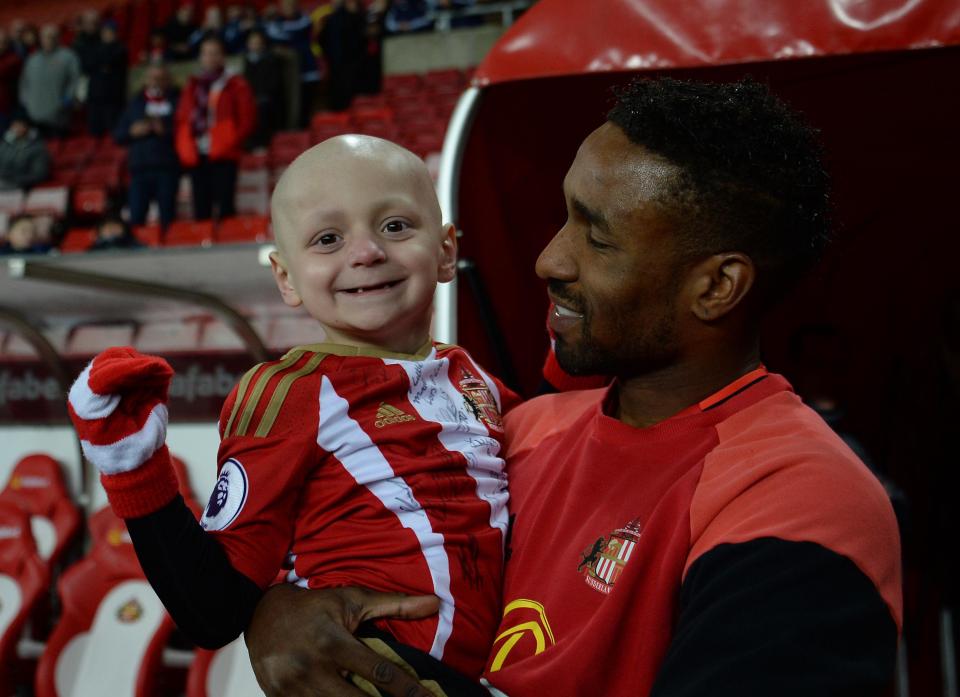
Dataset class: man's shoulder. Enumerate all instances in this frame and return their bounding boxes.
[504,388,605,459]
[689,388,902,625]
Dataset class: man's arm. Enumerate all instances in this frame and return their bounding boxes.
[245,584,440,697]
[650,538,898,696]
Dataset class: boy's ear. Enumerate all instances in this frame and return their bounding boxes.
[437,224,458,283]
[269,250,303,308]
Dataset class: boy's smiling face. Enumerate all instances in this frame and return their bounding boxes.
[270,136,457,354]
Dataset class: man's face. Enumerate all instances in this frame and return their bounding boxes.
[246,32,265,53]
[536,122,688,378]
[39,26,59,51]
[270,143,456,353]
[177,5,194,23]
[8,219,36,250]
[199,40,225,72]
[8,120,28,139]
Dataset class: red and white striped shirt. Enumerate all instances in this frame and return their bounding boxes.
[201,341,517,678]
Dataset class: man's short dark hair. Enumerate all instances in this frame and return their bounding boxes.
[607,77,830,306]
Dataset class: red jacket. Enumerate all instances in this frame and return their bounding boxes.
[175,70,256,167]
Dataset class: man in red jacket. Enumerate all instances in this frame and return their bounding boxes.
[238,78,903,697]
[175,35,255,221]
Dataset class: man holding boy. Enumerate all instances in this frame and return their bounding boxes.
[244,79,902,696]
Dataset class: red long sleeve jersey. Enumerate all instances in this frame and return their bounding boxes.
[201,341,517,678]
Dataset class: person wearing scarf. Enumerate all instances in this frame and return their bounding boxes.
[174,35,256,221]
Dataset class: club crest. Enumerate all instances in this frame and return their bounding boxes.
[459,368,503,432]
[579,519,643,594]
[117,598,143,623]
[200,458,249,531]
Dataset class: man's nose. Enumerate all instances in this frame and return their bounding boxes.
[535,224,576,282]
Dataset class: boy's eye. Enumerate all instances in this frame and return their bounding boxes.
[314,232,343,250]
[382,219,411,235]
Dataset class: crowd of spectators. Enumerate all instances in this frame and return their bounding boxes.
[0,0,512,254]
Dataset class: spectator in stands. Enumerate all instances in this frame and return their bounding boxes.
[265,0,320,127]
[0,214,50,255]
[320,0,366,111]
[163,2,200,61]
[0,29,23,133]
[85,20,128,137]
[88,213,143,250]
[115,64,180,229]
[19,25,80,138]
[0,113,50,191]
[175,36,256,220]
[11,22,38,58]
[243,29,284,149]
[189,6,226,55]
[385,0,435,34]
[142,28,170,64]
[359,0,387,95]
[224,4,260,54]
[72,9,101,78]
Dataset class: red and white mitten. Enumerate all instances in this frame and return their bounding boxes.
[67,346,179,519]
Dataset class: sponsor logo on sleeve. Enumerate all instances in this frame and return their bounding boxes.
[200,458,249,531]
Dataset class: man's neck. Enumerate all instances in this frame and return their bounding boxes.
[613,344,761,429]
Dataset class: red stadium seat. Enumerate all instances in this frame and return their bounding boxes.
[310,111,353,130]
[422,68,464,87]
[217,215,271,244]
[382,73,422,94]
[239,152,268,170]
[133,224,163,248]
[34,508,174,697]
[354,122,399,141]
[0,454,81,569]
[351,105,394,123]
[187,638,261,697]
[0,503,48,697]
[311,125,353,144]
[270,130,311,151]
[59,228,97,254]
[269,145,303,167]
[351,94,388,110]
[48,168,79,187]
[77,163,121,189]
[71,187,108,218]
[165,220,214,247]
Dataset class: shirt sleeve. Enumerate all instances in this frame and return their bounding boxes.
[650,537,898,696]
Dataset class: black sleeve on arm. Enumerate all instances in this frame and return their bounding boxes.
[126,494,265,649]
[650,538,898,697]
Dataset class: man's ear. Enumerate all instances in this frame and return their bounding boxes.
[437,223,458,283]
[269,250,302,308]
[686,252,755,322]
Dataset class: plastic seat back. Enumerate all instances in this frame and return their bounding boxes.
[187,637,265,697]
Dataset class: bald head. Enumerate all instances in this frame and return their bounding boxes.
[271,135,441,259]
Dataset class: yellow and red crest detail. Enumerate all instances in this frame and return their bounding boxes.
[117,598,143,623]
[579,519,643,594]
[459,369,503,432]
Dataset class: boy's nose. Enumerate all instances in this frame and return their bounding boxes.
[348,236,387,266]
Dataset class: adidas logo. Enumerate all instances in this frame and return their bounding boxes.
[375,402,416,428]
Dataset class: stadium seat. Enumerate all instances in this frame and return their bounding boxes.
[311,125,353,144]
[71,187,109,218]
[382,73,422,94]
[165,220,214,247]
[35,508,174,697]
[0,454,82,568]
[235,188,270,216]
[48,168,79,187]
[0,190,24,215]
[23,186,69,217]
[351,94,388,110]
[60,228,97,254]
[239,152,268,170]
[76,163,122,190]
[351,105,394,123]
[354,122,399,141]
[187,637,263,697]
[217,215,271,244]
[237,166,269,190]
[270,130,311,151]
[133,224,163,248]
[422,68,464,87]
[310,111,353,130]
[0,502,48,697]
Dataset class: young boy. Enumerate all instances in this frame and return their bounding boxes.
[68,136,515,692]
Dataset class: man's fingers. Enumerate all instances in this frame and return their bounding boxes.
[350,589,441,624]
[332,636,436,697]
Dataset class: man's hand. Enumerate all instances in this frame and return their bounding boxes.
[246,585,441,697]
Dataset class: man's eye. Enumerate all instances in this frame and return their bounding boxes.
[588,235,612,250]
